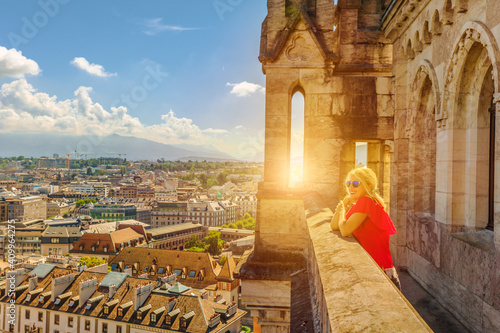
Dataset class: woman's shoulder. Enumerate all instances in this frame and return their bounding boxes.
[357,195,378,206]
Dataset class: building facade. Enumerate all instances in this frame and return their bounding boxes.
[149,223,205,251]
[232,195,257,220]
[14,228,44,257]
[0,196,46,222]
[89,204,137,222]
[218,200,238,224]
[151,202,188,228]
[47,201,75,218]
[41,226,82,257]
[187,202,226,227]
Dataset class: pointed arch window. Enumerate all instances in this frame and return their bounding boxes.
[290,91,304,185]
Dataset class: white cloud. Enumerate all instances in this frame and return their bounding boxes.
[71,57,117,78]
[141,18,198,36]
[203,128,228,134]
[0,79,227,146]
[0,46,40,78]
[226,81,265,97]
[234,125,244,129]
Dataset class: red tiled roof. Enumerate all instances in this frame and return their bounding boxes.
[70,233,116,254]
[108,247,221,290]
[110,228,144,246]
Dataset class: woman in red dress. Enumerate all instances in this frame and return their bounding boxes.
[331,167,401,289]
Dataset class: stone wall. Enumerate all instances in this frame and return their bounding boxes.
[382,0,500,331]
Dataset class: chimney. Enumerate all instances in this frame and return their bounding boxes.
[226,302,237,317]
[167,297,176,312]
[79,277,98,308]
[109,284,116,299]
[28,275,38,291]
[124,267,133,276]
[8,269,27,288]
[51,273,75,302]
[208,313,221,328]
[160,273,176,284]
[134,282,153,310]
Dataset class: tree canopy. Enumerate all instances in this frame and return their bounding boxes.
[222,213,256,230]
[79,256,105,268]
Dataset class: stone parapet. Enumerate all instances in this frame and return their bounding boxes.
[300,192,432,332]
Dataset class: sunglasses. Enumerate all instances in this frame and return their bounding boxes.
[346,181,360,188]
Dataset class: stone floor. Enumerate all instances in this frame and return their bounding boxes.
[399,269,470,333]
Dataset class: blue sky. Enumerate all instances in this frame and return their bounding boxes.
[0,0,271,159]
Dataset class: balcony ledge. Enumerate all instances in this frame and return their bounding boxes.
[302,192,432,332]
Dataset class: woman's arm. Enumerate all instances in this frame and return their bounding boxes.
[338,212,369,237]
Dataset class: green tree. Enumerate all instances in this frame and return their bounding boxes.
[219,255,227,266]
[87,167,93,175]
[184,246,205,253]
[184,235,204,249]
[241,327,251,333]
[198,173,209,188]
[76,198,97,207]
[79,256,105,268]
[205,231,223,256]
[217,171,228,185]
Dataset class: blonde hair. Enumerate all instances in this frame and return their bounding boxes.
[345,167,386,210]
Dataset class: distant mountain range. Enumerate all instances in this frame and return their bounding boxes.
[0,133,248,162]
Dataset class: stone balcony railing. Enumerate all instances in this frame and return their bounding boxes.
[297,193,431,332]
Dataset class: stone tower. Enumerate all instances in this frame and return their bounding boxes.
[237,0,396,331]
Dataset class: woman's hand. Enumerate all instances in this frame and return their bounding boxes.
[342,196,351,207]
[331,202,345,231]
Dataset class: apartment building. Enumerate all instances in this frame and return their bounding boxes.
[151,202,188,228]
[0,196,47,222]
[218,200,238,224]
[109,247,240,304]
[136,186,155,198]
[148,223,205,251]
[232,195,257,219]
[41,226,82,257]
[187,202,226,227]
[0,264,245,333]
[70,227,149,261]
[14,228,45,257]
[47,201,75,218]
[109,247,220,289]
